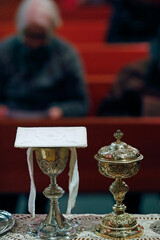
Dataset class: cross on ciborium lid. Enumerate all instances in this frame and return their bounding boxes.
[95,129,143,163]
[114,129,124,143]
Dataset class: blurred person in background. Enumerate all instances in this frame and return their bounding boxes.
[107,0,160,43]
[0,0,88,119]
[98,26,160,116]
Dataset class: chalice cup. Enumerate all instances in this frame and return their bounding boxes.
[94,130,144,239]
[28,147,79,239]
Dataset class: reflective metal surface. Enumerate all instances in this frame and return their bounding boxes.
[28,147,80,239]
[0,210,15,235]
[95,130,144,239]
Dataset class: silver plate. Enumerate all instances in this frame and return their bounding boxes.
[0,210,15,235]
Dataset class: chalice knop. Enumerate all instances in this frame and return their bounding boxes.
[94,130,144,239]
[28,147,79,239]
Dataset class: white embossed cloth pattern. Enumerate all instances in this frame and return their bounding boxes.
[0,214,160,240]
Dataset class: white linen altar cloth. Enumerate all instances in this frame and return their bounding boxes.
[1,214,160,240]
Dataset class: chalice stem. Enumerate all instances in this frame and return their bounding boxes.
[53,198,65,229]
[43,176,65,229]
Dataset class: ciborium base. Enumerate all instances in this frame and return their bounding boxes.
[95,212,144,239]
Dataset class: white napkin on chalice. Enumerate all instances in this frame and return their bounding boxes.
[14,127,87,217]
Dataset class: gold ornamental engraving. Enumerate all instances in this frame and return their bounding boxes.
[95,130,144,239]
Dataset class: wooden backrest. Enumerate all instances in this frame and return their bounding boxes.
[86,74,115,115]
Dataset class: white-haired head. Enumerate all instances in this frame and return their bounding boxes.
[16,0,62,33]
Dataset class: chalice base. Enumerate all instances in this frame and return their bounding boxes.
[95,212,144,239]
[27,217,81,239]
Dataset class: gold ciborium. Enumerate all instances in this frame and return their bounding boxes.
[94,130,144,239]
[28,147,79,239]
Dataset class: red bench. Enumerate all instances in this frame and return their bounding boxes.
[57,20,107,43]
[0,3,111,21]
[0,21,107,43]
[86,74,115,114]
[0,24,149,74]
[77,43,149,74]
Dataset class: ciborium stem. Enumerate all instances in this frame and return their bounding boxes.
[110,178,129,215]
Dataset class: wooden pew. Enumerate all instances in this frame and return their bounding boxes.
[57,20,107,43]
[0,3,111,21]
[0,21,107,43]
[86,74,115,115]
[60,5,112,21]
[0,117,159,194]
[77,43,149,74]
[0,24,149,74]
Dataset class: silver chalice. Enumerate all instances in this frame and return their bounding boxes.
[28,147,80,239]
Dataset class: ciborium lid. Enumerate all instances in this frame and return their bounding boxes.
[95,129,143,163]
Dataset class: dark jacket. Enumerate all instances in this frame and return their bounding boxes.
[107,0,160,42]
[98,58,160,116]
[0,36,88,117]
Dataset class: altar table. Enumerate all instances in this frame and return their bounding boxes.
[0,214,160,240]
